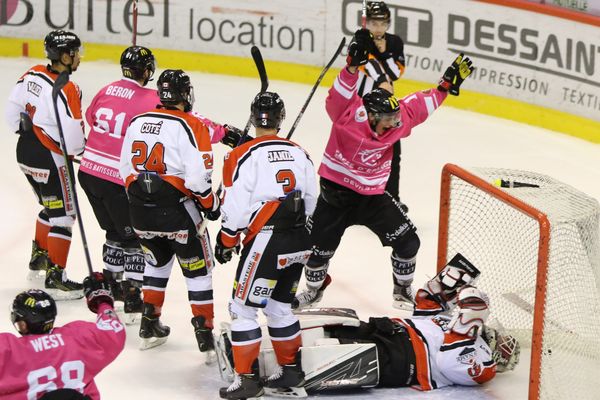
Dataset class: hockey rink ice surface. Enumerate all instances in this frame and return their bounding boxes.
[2,57,600,400]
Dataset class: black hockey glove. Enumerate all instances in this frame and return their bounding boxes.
[83,272,114,313]
[346,29,373,67]
[204,195,221,221]
[214,233,239,264]
[438,53,474,96]
[221,125,243,149]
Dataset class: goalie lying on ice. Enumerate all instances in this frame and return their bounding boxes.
[215,253,520,394]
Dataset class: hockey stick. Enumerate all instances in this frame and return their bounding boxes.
[286,37,346,140]
[238,46,269,144]
[362,0,368,28]
[132,0,138,46]
[52,71,94,276]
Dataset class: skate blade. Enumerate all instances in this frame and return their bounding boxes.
[204,349,218,366]
[45,288,84,301]
[139,336,168,350]
[27,270,46,281]
[264,386,307,398]
[392,300,415,312]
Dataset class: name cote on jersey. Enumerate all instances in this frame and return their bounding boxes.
[267,150,294,162]
[140,121,163,135]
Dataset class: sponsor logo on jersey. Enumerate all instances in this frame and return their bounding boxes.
[267,150,294,162]
[27,81,42,97]
[136,229,189,244]
[140,246,158,266]
[277,250,311,270]
[457,347,476,363]
[140,121,163,135]
[385,223,410,242]
[236,251,262,300]
[355,106,368,123]
[19,164,50,183]
[179,256,206,272]
[356,146,386,167]
[249,278,276,305]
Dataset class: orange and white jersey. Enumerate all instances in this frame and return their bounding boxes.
[396,316,496,390]
[119,107,216,209]
[5,64,85,155]
[220,135,317,247]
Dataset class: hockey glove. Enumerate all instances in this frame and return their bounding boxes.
[438,53,474,96]
[83,272,114,313]
[346,29,373,67]
[214,233,239,264]
[221,125,243,149]
[203,195,221,221]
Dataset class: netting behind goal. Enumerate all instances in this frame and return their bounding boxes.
[437,164,600,400]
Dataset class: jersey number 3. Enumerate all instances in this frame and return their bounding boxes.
[276,169,296,194]
[132,141,166,173]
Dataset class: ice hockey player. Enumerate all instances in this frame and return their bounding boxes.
[214,91,318,399]
[293,29,474,311]
[324,254,521,390]
[360,1,407,207]
[78,45,158,321]
[0,273,125,399]
[5,30,86,300]
[218,254,520,393]
[119,69,221,357]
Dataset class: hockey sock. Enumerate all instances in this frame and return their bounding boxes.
[305,262,329,290]
[232,342,261,375]
[191,303,214,329]
[103,241,124,273]
[391,253,415,285]
[47,226,72,268]
[124,246,145,282]
[142,290,166,315]
[35,211,51,250]
[270,328,302,365]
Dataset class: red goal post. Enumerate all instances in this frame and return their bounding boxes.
[436,163,600,400]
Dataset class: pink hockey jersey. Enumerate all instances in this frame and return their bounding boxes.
[321,67,447,195]
[0,303,125,400]
[80,78,159,185]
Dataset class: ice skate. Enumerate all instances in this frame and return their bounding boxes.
[263,362,307,398]
[139,303,170,350]
[392,282,415,311]
[219,373,264,400]
[191,315,216,365]
[122,280,143,325]
[27,241,49,280]
[292,274,332,310]
[44,264,84,301]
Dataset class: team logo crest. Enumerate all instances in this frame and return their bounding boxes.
[355,106,368,123]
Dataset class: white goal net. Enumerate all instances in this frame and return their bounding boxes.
[437,164,600,400]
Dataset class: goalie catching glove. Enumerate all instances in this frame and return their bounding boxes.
[83,272,114,313]
[438,53,474,96]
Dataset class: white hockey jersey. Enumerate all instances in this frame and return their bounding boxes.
[119,107,216,210]
[396,315,496,390]
[219,135,318,248]
[5,64,85,156]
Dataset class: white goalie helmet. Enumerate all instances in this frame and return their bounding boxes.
[482,325,521,372]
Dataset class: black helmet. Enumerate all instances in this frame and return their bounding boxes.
[120,46,156,84]
[366,2,391,23]
[11,289,57,335]
[363,88,399,114]
[250,92,286,131]
[44,30,81,61]
[157,69,194,112]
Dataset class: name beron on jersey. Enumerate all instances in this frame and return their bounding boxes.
[140,121,163,134]
[267,150,294,162]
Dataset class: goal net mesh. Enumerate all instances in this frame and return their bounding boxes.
[439,165,600,400]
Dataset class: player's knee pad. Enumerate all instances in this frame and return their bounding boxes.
[229,299,259,323]
[103,240,125,273]
[391,231,420,259]
[264,299,297,328]
[49,215,75,229]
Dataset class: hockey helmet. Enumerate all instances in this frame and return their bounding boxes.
[120,46,156,84]
[363,88,401,131]
[11,289,57,335]
[366,2,391,23]
[157,69,195,112]
[250,92,286,131]
[44,30,82,61]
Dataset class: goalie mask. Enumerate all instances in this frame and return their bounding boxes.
[251,91,286,131]
[121,46,156,86]
[482,326,521,372]
[157,69,195,112]
[11,289,57,335]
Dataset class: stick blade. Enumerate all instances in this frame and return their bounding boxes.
[251,45,269,93]
[52,71,70,101]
